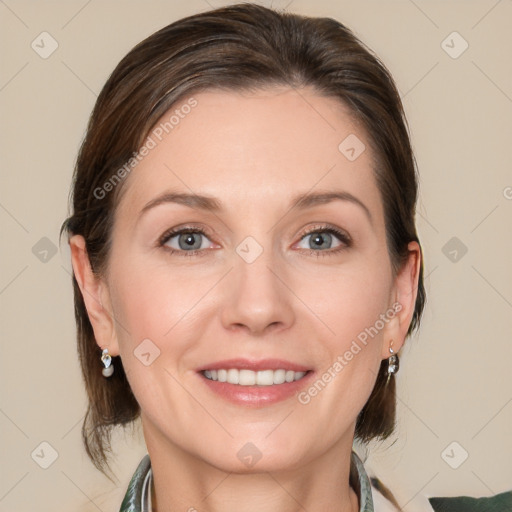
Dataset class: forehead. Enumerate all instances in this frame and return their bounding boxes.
[115,87,383,223]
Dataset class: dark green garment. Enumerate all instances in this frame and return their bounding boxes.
[119,451,374,511]
[429,489,512,512]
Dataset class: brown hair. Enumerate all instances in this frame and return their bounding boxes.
[61,3,426,478]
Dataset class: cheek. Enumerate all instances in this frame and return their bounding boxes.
[107,266,209,421]
[298,256,392,345]
[108,258,220,364]
[110,240,392,353]
[107,274,236,463]
[294,264,391,427]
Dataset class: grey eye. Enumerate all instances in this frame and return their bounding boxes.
[297,231,343,251]
[164,231,211,251]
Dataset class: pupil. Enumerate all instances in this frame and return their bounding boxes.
[179,233,201,250]
[311,232,331,249]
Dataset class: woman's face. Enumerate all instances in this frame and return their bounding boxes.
[75,87,419,473]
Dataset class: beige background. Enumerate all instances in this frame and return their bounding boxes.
[1,1,511,511]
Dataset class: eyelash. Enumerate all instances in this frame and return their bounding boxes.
[300,225,352,258]
[157,224,352,258]
[157,226,213,258]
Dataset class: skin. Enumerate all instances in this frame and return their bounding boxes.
[70,87,421,512]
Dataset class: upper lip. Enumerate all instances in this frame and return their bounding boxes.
[197,358,311,372]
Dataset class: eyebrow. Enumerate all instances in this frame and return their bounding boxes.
[139,190,373,225]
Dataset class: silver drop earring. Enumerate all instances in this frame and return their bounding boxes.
[101,348,114,377]
[386,341,399,384]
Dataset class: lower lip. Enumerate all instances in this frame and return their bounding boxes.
[198,371,315,407]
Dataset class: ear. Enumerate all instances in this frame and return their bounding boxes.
[381,241,422,359]
[69,234,120,356]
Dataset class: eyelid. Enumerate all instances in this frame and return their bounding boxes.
[157,224,215,247]
[157,222,352,256]
[297,223,352,245]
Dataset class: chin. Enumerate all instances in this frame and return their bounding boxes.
[197,440,309,475]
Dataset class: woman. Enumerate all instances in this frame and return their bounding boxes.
[61,4,425,511]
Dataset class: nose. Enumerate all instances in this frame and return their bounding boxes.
[220,250,295,336]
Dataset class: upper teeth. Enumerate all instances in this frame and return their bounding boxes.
[203,369,307,386]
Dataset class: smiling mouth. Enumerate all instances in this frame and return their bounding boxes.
[201,368,309,386]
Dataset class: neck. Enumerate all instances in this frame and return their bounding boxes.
[144,426,360,512]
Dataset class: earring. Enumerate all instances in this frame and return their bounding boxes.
[386,341,399,384]
[101,348,114,377]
